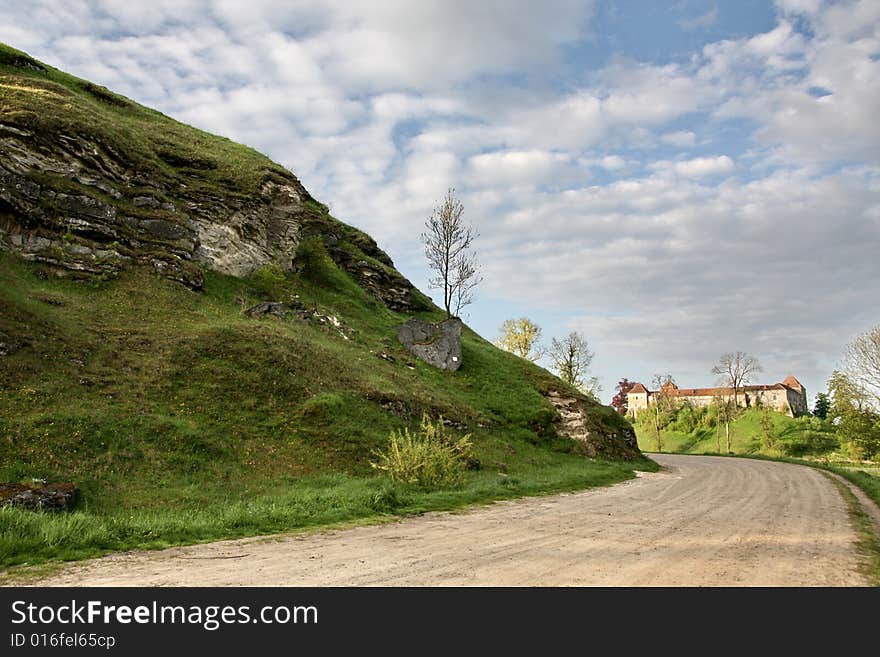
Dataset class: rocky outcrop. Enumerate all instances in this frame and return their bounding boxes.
[0,482,80,511]
[546,391,641,460]
[0,53,421,311]
[244,301,288,318]
[398,317,463,371]
[324,241,420,312]
[0,149,317,291]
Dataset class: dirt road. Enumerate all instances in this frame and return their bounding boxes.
[34,454,868,586]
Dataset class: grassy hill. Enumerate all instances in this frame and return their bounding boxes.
[632,405,880,483]
[0,44,651,570]
[635,407,837,456]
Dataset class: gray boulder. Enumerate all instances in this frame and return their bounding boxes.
[397,317,463,371]
[244,301,288,318]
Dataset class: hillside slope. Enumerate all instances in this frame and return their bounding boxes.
[0,44,645,568]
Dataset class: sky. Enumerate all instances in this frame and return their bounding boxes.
[2,0,878,404]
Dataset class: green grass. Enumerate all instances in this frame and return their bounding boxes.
[821,473,880,585]
[0,457,653,569]
[635,408,836,457]
[0,249,650,571]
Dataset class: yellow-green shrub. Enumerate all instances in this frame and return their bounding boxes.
[371,415,473,488]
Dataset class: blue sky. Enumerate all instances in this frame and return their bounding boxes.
[2,0,878,403]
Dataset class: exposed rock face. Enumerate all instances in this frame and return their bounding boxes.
[546,391,641,460]
[0,63,420,310]
[0,482,80,511]
[0,146,324,291]
[398,317,463,371]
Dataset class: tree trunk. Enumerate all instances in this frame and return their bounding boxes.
[725,420,731,453]
[716,419,721,453]
[654,409,662,453]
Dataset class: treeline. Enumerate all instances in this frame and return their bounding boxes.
[631,402,838,458]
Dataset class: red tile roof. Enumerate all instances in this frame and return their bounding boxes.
[782,375,803,390]
[627,382,795,397]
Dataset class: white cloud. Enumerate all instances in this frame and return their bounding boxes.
[598,155,627,170]
[774,0,823,16]
[652,155,735,178]
[297,0,596,91]
[467,150,572,187]
[678,6,718,31]
[660,131,697,147]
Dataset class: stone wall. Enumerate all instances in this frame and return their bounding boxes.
[628,385,808,417]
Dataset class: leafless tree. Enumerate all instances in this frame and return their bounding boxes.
[843,325,880,408]
[711,351,762,411]
[421,188,482,318]
[548,332,600,398]
[451,249,480,318]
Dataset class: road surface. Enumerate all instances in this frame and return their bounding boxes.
[32,454,868,586]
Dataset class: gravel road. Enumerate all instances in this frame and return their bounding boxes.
[32,454,868,586]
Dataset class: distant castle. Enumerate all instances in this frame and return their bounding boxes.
[627,375,808,417]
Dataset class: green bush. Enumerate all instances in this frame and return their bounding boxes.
[371,415,474,488]
[837,408,880,460]
[294,237,331,282]
[247,263,287,300]
[781,430,839,457]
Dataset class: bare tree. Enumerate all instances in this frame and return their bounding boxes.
[843,325,880,408]
[496,317,544,362]
[548,332,599,397]
[451,249,480,318]
[421,188,482,318]
[711,351,762,411]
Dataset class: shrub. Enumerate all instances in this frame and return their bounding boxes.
[371,415,474,488]
[781,430,839,457]
[247,263,287,300]
[759,410,776,449]
[294,236,331,282]
[837,408,880,460]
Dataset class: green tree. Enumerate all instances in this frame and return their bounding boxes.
[496,317,544,362]
[813,392,830,420]
[828,370,880,460]
[837,407,880,460]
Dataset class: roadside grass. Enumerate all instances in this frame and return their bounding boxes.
[821,473,880,586]
[0,457,654,572]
